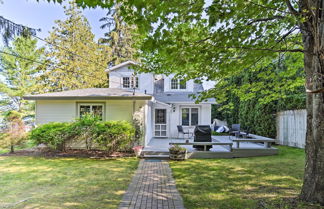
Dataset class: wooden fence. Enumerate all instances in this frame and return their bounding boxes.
[276,109,306,148]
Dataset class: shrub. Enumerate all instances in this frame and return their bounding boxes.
[94,120,135,154]
[29,115,135,154]
[29,122,71,151]
[69,114,100,150]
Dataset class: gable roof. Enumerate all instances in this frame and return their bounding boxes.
[153,92,216,104]
[105,61,138,72]
[24,88,152,100]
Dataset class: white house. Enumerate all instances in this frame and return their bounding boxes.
[25,61,216,146]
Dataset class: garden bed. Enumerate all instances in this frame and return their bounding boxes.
[0,148,135,158]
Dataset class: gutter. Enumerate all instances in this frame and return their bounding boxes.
[23,95,152,101]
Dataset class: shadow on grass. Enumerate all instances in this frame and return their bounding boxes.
[0,156,138,209]
[170,146,321,209]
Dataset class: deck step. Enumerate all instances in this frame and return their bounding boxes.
[142,154,170,159]
[141,151,169,155]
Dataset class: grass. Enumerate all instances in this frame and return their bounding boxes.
[170,146,321,209]
[0,156,138,209]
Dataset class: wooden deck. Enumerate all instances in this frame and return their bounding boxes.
[142,136,278,159]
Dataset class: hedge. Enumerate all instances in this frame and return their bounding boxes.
[29,115,135,154]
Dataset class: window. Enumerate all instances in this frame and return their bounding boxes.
[79,103,104,120]
[155,109,166,124]
[123,77,139,88]
[171,79,186,90]
[181,108,199,126]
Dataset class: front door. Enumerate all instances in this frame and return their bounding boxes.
[154,109,168,137]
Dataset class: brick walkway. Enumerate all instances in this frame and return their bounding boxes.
[119,159,185,209]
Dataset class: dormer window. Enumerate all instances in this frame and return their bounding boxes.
[123,77,139,88]
[171,79,186,90]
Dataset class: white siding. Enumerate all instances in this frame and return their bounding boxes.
[164,74,194,92]
[108,65,154,94]
[35,99,146,125]
[36,100,76,124]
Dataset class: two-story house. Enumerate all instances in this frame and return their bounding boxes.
[25,61,215,147]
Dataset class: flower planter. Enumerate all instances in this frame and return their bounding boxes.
[169,150,187,160]
[132,145,144,158]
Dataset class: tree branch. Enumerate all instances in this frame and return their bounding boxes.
[285,0,300,16]
[306,87,324,93]
[212,45,305,53]
[247,16,285,25]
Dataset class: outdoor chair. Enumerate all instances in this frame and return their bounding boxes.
[177,125,193,139]
[229,124,241,137]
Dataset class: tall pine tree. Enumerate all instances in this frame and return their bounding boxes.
[40,1,110,92]
[99,5,137,66]
[0,36,44,117]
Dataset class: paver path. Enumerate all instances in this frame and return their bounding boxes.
[119,159,185,209]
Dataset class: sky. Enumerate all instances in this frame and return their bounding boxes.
[0,0,107,43]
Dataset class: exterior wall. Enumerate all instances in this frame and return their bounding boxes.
[276,109,306,148]
[144,101,153,146]
[35,99,146,125]
[151,102,212,139]
[108,65,154,94]
[163,74,194,92]
[36,100,77,124]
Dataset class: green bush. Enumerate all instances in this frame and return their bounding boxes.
[29,115,135,154]
[29,122,71,151]
[94,121,135,154]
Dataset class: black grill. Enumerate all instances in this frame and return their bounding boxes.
[193,125,212,150]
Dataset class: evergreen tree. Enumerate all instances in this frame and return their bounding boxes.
[99,5,137,66]
[0,36,44,117]
[40,1,110,92]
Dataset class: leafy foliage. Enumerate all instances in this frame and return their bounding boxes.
[0,111,27,153]
[212,55,305,138]
[29,116,135,154]
[0,36,44,117]
[38,1,110,92]
[29,122,71,151]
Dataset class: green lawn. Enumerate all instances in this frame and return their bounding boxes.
[0,156,138,209]
[170,146,320,209]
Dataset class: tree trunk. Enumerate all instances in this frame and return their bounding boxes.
[10,145,14,153]
[300,15,324,205]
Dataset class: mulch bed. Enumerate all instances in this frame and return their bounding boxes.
[0,148,135,159]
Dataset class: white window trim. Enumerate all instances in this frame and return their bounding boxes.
[180,106,200,127]
[153,108,168,137]
[122,76,139,89]
[77,103,105,120]
[170,78,187,91]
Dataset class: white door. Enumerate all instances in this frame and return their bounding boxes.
[154,109,168,137]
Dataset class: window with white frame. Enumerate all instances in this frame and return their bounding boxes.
[123,77,139,88]
[171,78,186,90]
[181,107,199,126]
[78,103,104,120]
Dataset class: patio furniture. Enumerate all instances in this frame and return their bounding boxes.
[177,125,193,139]
[170,142,233,152]
[229,124,240,137]
[233,138,275,148]
[193,125,212,150]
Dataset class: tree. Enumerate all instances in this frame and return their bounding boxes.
[99,5,137,66]
[0,111,26,153]
[39,1,110,92]
[44,0,324,204]
[0,36,44,117]
[0,16,39,45]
